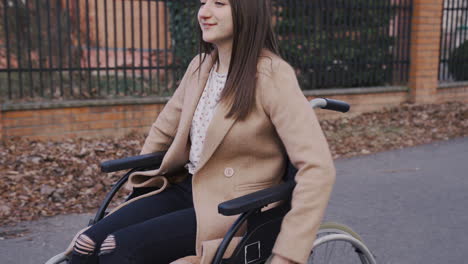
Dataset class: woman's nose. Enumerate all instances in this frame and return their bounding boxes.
[198,4,212,19]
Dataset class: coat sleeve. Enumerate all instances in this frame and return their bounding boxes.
[259,61,336,264]
[140,57,199,155]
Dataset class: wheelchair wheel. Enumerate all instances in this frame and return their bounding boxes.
[318,222,364,242]
[309,223,376,264]
[44,252,69,264]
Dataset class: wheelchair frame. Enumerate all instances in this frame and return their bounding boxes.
[46,98,376,264]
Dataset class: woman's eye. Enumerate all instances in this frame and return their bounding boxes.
[215,1,225,6]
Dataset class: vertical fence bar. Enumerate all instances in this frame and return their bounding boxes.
[25,0,34,97]
[462,1,468,76]
[299,0,305,87]
[85,0,92,95]
[400,0,406,83]
[376,0,382,85]
[14,0,24,98]
[314,0,320,88]
[384,0,390,84]
[342,0,348,88]
[156,0,161,94]
[346,0,352,87]
[447,0,454,81]
[332,0,338,88]
[323,0,330,87]
[336,0,342,87]
[139,0,144,94]
[76,0,83,95]
[371,0,377,86]
[405,0,413,83]
[171,1,177,94]
[323,0,329,87]
[382,0,388,83]
[365,0,372,86]
[444,0,455,80]
[164,0,169,92]
[395,0,402,83]
[3,0,12,99]
[57,0,64,96]
[311,0,318,89]
[113,0,118,95]
[455,0,463,81]
[122,0,128,94]
[393,0,400,83]
[95,0,101,95]
[399,0,406,82]
[131,0,136,93]
[148,0,153,94]
[66,0,73,96]
[35,0,44,97]
[445,0,452,81]
[104,0,110,94]
[46,0,54,97]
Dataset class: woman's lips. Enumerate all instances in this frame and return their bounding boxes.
[202,23,217,29]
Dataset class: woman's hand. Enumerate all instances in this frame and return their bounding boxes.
[269,254,297,264]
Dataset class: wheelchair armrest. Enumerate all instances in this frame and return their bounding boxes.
[100,151,166,173]
[218,181,296,216]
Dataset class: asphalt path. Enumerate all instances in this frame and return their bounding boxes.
[1,137,467,264]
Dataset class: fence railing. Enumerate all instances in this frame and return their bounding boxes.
[0,0,413,102]
[439,0,468,82]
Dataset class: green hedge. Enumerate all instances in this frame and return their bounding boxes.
[275,0,395,89]
[166,1,199,83]
[167,0,396,89]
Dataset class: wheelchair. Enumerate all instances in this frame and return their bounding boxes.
[46,98,376,264]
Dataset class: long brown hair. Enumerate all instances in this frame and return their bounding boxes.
[198,0,280,120]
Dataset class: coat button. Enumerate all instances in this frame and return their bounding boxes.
[224,167,234,177]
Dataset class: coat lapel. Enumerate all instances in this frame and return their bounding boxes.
[194,93,237,174]
[168,51,238,175]
[167,55,214,161]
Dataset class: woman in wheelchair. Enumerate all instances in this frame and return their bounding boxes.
[69,0,335,263]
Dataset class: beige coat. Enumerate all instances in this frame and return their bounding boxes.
[124,50,336,264]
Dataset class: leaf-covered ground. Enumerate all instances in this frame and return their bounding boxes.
[1,101,467,228]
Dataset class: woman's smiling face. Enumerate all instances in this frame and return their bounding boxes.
[198,0,234,47]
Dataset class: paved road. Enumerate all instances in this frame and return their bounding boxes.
[1,137,467,264]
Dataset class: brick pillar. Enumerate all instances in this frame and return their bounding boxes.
[408,0,444,103]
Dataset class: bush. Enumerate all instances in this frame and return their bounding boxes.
[448,41,468,81]
[166,1,199,83]
[167,0,396,89]
[274,0,395,89]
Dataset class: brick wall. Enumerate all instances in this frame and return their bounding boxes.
[437,82,468,103]
[1,84,468,141]
[0,88,410,141]
[1,102,164,141]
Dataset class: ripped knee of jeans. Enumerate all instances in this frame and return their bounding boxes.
[99,234,116,255]
[73,234,96,256]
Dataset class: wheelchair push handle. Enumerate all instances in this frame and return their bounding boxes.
[310,98,350,113]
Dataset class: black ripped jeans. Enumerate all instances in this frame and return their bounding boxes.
[69,176,196,264]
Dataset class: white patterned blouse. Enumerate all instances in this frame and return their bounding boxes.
[185,67,227,174]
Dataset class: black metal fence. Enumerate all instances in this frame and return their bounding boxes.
[0,0,413,102]
[439,0,468,82]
